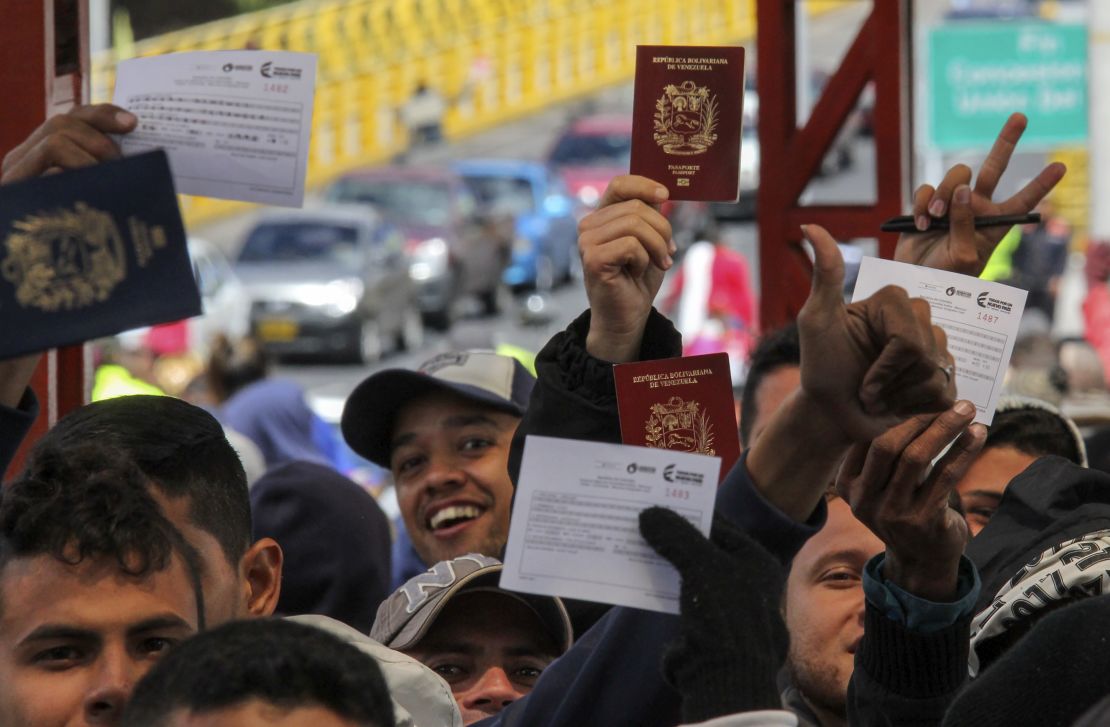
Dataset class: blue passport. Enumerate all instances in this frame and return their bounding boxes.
[0,150,201,358]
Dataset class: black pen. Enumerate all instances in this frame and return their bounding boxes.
[880,212,1040,233]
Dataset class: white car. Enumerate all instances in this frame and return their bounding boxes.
[185,237,252,355]
[118,238,252,357]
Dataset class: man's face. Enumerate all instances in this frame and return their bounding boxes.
[152,494,244,626]
[956,445,1038,536]
[0,553,201,727]
[784,498,884,721]
[390,392,519,565]
[164,701,370,727]
[404,592,558,725]
[746,365,801,446]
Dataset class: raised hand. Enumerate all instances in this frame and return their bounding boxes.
[797,224,956,444]
[579,175,674,362]
[895,112,1066,276]
[745,224,957,522]
[837,403,986,601]
[1,104,138,184]
[639,506,787,723]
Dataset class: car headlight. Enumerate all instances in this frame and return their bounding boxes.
[416,237,448,258]
[409,237,449,281]
[317,278,363,317]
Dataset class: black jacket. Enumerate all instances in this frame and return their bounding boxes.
[477,309,827,727]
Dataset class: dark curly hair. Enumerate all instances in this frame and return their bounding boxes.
[35,395,251,568]
[0,443,205,628]
[122,619,393,726]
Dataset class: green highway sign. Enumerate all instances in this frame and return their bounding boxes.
[929,23,1087,150]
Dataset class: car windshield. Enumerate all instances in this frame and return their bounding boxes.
[330,180,453,227]
[462,175,536,216]
[549,133,632,167]
[238,222,362,266]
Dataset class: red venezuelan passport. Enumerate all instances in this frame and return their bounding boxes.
[613,352,741,484]
[630,45,745,201]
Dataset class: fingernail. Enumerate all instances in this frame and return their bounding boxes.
[665,255,674,268]
[116,111,137,127]
[655,187,669,200]
[915,215,929,231]
[929,199,946,217]
[955,185,971,204]
[971,423,988,440]
[799,224,810,239]
[955,400,974,416]
[668,239,677,254]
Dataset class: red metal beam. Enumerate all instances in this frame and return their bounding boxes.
[1,0,90,479]
[757,0,912,331]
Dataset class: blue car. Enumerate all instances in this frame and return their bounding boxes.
[453,160,579,290]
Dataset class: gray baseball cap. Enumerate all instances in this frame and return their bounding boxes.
[371,553,573,654]
[342,351,536,468]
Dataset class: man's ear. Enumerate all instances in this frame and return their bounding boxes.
[241,537,283,617]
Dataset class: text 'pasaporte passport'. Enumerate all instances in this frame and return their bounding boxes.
[0,150,201,358]
[630,45,745,201]
[614,352,741,483]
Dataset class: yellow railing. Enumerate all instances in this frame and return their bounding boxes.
[91,0,760,227]
[92,0,842,228]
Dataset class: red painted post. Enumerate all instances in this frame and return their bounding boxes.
[756,0,912,331]
[1,0,90,479]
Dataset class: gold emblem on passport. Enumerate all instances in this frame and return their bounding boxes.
[1,204,128,312]
[653,81,719,155]
[644,396,717,456]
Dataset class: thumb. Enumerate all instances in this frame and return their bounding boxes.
[802,224,845,311]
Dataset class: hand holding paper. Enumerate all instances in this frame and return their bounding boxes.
[639,507,787,721]
[1,104,137,184]
[614,352,741,482]
[796,225,956,444]
[837,405,984,602]
[113,50,317,207]
[851,255,1027,425]
[500,436,718,614]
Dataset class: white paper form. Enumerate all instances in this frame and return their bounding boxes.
[851,257,1028,425]
[113,51,316,207]
[500,436,719,614]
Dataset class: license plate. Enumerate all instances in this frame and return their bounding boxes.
[257,319,299,342]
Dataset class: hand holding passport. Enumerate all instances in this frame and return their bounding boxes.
[0,151,201,359]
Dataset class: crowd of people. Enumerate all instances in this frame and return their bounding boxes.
[2,99,1110,727]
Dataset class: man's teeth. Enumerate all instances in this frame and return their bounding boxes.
[429,505,483,530]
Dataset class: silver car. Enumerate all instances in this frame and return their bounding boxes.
[235,206,423,364]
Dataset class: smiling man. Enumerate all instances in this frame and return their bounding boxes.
[0,444,205,727]
[342,352,535,567]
